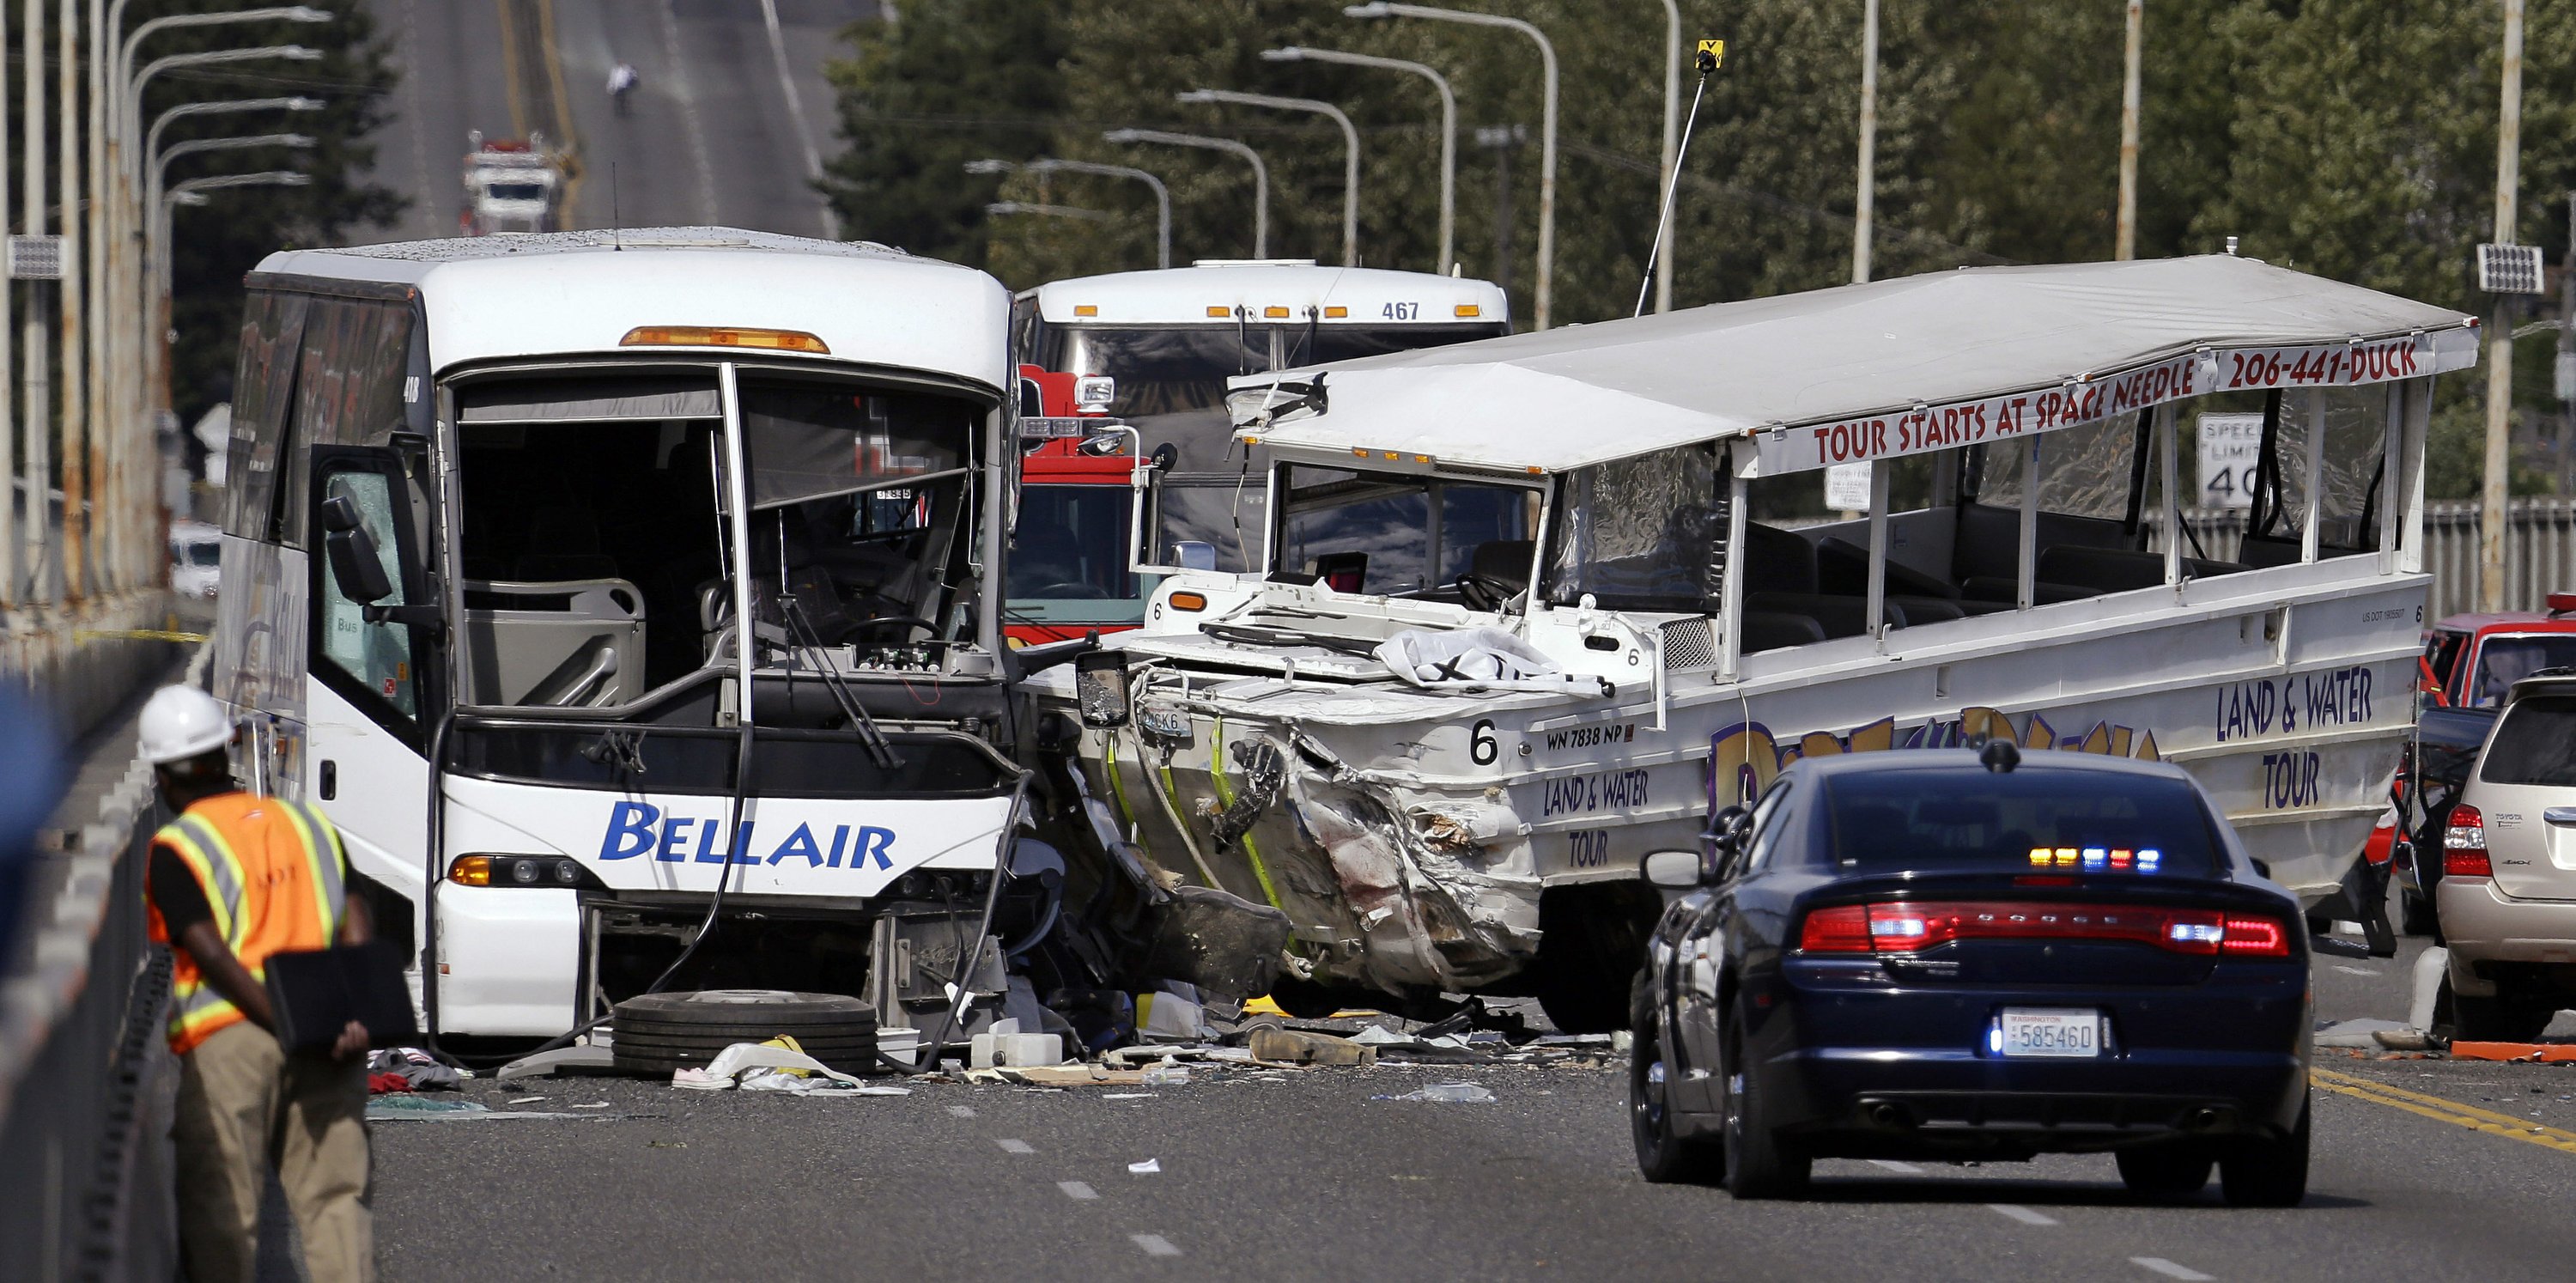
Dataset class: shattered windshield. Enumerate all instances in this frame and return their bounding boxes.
[1542,444,1722,611]
[1278,465,1536,600]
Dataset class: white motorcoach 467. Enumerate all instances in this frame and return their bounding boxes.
[211,228,1045,1051]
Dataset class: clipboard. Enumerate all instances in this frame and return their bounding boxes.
[262,940,420,1055]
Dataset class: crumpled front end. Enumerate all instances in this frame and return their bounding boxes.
[1066,696,1545,997]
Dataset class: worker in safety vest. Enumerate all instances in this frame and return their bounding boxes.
[141,684,377,1283]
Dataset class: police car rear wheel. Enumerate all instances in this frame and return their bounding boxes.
[2218,1100,2310,1208]
[2116,1144,2214,1199]
[1629,976,1722,1184]
[1720,1006,1808,1200]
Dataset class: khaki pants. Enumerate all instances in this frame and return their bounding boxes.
[171,1020,374,1283]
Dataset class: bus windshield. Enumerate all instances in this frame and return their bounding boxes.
[1037,321,1507,571]
[453,368,984,708]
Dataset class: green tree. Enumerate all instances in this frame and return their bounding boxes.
[821,0,1075,270]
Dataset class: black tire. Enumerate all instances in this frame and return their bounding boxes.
[1630,976,1722,1184]
[1534,886,1661,1035]
[612,989,881,1078]
[2450,988,2557,1043]
[2116,1144,2213,1199]
[1720,1006,1809,1200]
[2399,888,2438,938]
[2219,1100,2310,1207]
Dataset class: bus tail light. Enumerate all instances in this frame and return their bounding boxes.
[2445,804,2492,878]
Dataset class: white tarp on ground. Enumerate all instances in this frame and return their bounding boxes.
[1230,255,2480,477]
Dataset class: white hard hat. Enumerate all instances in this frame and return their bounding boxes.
[139,685,233,766]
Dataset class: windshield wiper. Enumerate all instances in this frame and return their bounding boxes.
[779,596,902,771]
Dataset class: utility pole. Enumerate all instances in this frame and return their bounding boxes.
[1655,0,1678,312]
[21,0,51,606]
[2116,0,2142,260]
[2482,0,2526,612]
[1853,0,1879,284]
[2559,191,2574,493]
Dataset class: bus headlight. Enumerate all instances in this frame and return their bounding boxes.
[448,854,591,889]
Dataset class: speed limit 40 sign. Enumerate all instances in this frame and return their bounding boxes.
[2196,412,2263,510]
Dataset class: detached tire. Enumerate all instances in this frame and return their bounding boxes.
[2219,1100,2310,1208]
[611,989,881,1078]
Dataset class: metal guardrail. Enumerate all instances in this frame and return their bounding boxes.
[0,647,198,1280]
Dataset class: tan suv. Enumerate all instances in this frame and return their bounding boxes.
[2437,672,2576,1041]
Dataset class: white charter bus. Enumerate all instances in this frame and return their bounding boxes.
[210,228,1035,1052]
[1007,262,1508,641]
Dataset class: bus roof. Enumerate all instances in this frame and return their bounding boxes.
[1027,262,1508,327]
[254,228,1012,392]
[1231,255,2478,477]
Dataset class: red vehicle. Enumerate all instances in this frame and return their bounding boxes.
[1007,367,1145,646]
[2373,593,2576,934]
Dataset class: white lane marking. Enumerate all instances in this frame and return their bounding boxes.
[753,0,835,238]
[653,0,721,222]
[1867,1158,1924,1174]
[1987,1203,2057,1226]
[996,1139,1034,1154]
[947,1105,975,1118]
[1058,1180,1098,1201]
[2131,1258,2214,1281]
[1131,1234,1182,1258]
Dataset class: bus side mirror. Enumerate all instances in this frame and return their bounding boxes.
[320,494,394,606]
[1074,650,1132,729]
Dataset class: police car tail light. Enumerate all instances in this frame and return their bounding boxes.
[2444,805,2492,878]
[2221,915,2290,957]
[1796,904,1874,952]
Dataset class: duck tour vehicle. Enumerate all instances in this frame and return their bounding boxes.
[1030,254,2476,1031]
[206,228,1091,1065]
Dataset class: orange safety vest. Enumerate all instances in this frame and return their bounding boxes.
[146,793,349,1055]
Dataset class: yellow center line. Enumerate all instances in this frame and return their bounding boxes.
[2312,1067,2576,1154]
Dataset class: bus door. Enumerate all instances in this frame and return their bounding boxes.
[307,444,440,932]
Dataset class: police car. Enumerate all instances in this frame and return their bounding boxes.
[1629,744,2313,1204]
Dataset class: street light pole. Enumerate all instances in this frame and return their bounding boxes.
[1854,0,1880,284]
[1103,129,1270,258]
[1655,0,1678,312]
[1178,88,1361,268]
[1346,3,1557,327]
[970,157,1172,269]
[2482,0,2526,611]
[58,0,84,601]
[22,0,51,601]
[109,8,327,592]
[982,202,1116,225]
[1261,46,1454,274]
[2115,0,2142,261]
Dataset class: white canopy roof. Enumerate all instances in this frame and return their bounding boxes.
[1230,256,2480,477]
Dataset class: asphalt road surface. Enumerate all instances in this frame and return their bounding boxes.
[364,0,866,242]
[365,935,2576,1282]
